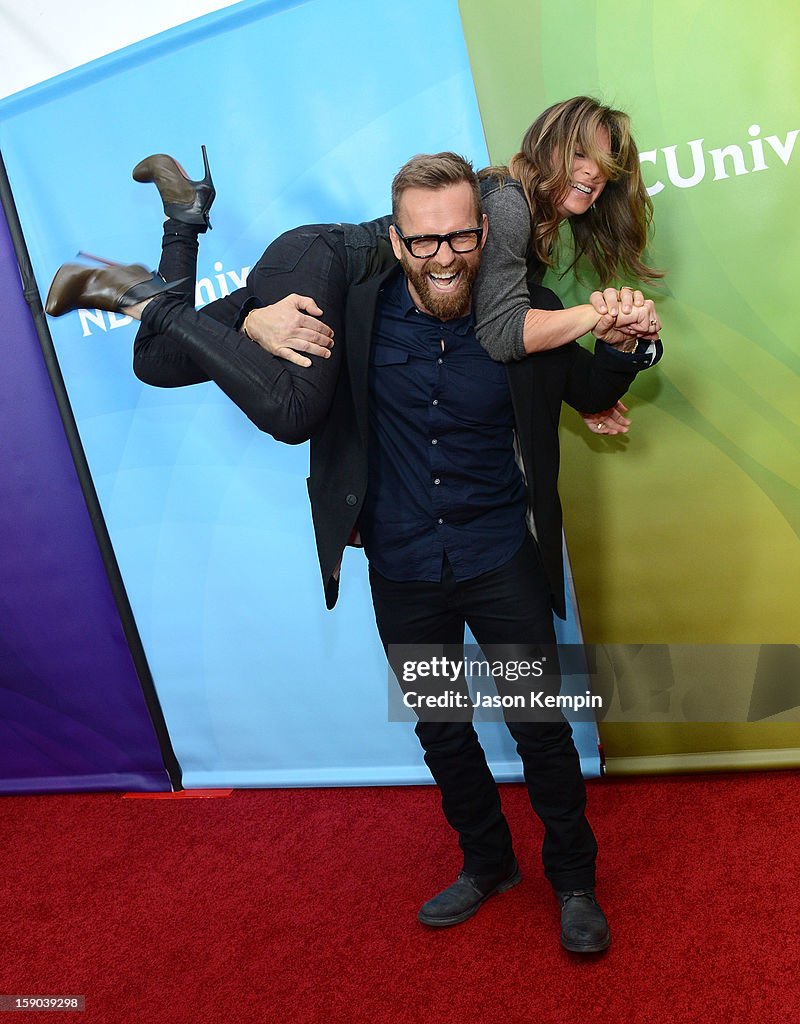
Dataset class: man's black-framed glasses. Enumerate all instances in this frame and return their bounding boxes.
[393,226,484,259]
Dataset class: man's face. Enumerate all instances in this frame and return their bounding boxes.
[389,182,487,320]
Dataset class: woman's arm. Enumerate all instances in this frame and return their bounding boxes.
[474,182,657,360]
[474,182,600,360]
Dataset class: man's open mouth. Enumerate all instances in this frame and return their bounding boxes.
[428,270,462,291]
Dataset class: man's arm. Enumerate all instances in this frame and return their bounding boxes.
[561,336,663,414]
[136,292,342,444]
[513,280,661,425]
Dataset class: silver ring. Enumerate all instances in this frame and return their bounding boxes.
[649,319,657,326]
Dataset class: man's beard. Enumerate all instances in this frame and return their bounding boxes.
[401,252,479,320]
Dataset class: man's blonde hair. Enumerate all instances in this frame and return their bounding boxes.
[391,152,482,227]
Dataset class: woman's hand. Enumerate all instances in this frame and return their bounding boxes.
[242,294,335,367]
[589,287,661,346]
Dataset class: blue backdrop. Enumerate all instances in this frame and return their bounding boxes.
[0,0,599,786]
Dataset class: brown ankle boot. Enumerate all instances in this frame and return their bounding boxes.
[45,262,183,317]
[132,145,215,230]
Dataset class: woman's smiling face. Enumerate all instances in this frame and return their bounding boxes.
[554,124,612,220]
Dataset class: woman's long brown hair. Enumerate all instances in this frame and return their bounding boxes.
[480,96,662,286]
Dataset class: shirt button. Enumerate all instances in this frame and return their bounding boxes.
[345,493,358,506]
[437,518,444,525]
[432,399,439,406]
[431,439,438,445]
[437,358,443,365]
[433,478,440,485]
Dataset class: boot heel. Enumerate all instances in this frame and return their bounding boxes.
[76,251,124,266]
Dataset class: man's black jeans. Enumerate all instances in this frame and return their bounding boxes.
[369,534,597,892]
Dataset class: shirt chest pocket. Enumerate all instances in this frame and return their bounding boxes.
[369,345,436,413]
[370,347,410,368]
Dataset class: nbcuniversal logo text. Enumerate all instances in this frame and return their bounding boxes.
[640,122,798,195]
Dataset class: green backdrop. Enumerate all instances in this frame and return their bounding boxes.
[459,0,800,771]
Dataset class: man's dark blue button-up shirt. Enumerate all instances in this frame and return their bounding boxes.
[359,272,528,583]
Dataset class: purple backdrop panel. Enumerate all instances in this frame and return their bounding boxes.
[0,203,170,794]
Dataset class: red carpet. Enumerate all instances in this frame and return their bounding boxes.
[2,772,799,1024]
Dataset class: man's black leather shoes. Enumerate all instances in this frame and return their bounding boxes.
[418,859,521,927]
[557,889,610,952]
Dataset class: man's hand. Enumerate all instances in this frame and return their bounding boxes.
[580,400,631,436]
[589,287,661,347]
[242,294,335,367]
